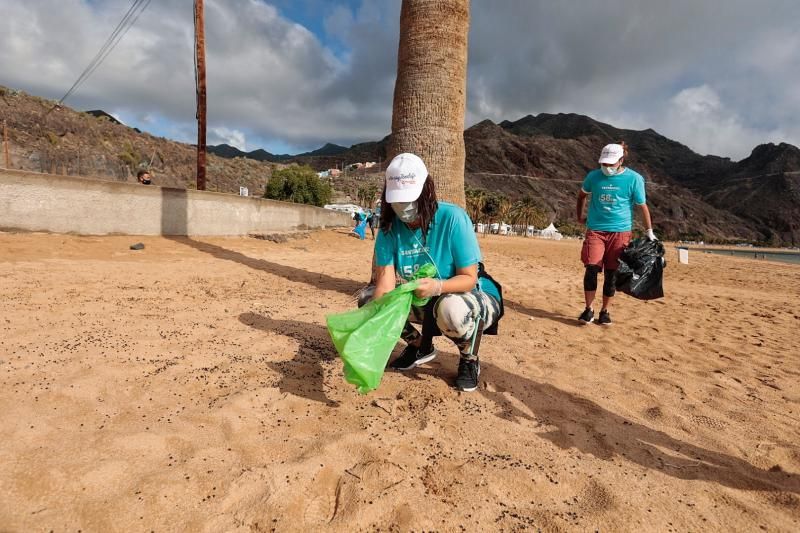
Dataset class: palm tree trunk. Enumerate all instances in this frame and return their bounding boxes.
[388,0,470,207]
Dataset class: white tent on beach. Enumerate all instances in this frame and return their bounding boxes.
[540,223,563,240]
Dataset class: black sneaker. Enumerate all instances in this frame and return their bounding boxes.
[389,344,437,371]
[597,309,612,326]
[455,357,480,392]
[578,307,594,324]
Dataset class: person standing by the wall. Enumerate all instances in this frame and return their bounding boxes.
[137,169,152,185]
[367,209,378,240]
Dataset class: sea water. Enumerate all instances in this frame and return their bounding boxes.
[684,247,800,265]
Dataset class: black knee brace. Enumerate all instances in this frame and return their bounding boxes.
[583,265,601,291]
[603,269,618,297]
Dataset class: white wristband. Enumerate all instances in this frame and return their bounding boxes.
[433,279,443,297]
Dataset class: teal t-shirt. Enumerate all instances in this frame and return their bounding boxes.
[375,202,500,301]
[582,168,647,232]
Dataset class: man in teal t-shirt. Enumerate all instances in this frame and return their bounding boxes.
[576,142,656,325]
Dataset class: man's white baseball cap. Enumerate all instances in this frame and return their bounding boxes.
[598,144,625,165]
[385,153,428,203]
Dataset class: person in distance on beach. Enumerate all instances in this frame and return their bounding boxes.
[357,153,504,392]
[367,209,378,240]
[576,141,656,325]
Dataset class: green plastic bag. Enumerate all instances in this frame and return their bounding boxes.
[326,264,437,394]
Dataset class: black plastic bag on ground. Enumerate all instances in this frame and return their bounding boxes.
[615,238,666,300]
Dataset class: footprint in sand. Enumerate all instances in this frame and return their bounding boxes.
[304,460,407,525]
[206,468,276,531]
[644,406,663,420]
[304,468,341,525]
[579,479,616,514]
[689,414,727,430]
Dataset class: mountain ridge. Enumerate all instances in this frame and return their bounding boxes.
[1,86,797,244]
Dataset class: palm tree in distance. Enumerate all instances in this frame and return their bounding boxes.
[466,187,487,223]
[511,196,549,237]
[497,196,512,227]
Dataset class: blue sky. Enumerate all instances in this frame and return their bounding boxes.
[272,0,359,59]
[2,0,800,159]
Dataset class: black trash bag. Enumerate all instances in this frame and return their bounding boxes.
[615,238,666,300]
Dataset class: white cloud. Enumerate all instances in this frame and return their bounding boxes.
[664,86,764,158]
[464,0,800,157]
[0,0,396,150]
[2,0,800,157]
[672,86,722,116]
[652,85,786,159]
[208,127,247,151]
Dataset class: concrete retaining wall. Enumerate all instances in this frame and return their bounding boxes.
[0,169,351,236]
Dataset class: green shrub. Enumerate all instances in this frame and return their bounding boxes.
[264,165,331,207]
[556,221,584,237]
[117,142,142,171]
[117,151,136,168]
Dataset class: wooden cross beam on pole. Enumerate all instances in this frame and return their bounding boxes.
[195,0,207,190]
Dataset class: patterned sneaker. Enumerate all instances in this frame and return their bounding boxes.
[389,344,437,371]
[455,357,480,392]
[578,307,594,324]
[597,309,612,326]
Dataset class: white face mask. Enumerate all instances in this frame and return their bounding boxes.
[601,165,622,177]
[392,201,419,223]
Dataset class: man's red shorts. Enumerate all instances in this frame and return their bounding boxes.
[581,230,632,270]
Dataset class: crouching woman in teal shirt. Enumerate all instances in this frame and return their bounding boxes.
[358,153,503,392]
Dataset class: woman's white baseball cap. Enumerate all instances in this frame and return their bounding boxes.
[598,143,625,164]
[385,153,428,203]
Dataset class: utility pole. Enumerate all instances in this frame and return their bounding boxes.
[2,120,9,168]
[194,0,207,190]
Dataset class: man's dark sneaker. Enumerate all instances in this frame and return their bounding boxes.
[578,307,594,324]
[389,344,437,371]
[597,309,612,326]
[455,357,480,392]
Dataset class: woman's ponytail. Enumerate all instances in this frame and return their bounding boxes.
[617,140,629,160]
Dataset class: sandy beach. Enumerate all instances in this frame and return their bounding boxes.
[1,230,798,531]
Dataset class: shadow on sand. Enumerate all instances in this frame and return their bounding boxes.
[168,237,365,296]
[505,298,582,327]
[240,315,800,494]
[239,312,339,406]
[476,363,800,493]
[168,236,576,328]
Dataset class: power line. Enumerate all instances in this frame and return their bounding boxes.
[61,0,150,105]
[77,0,153,100]
[53,0,152,108]
[66,0,146,102]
